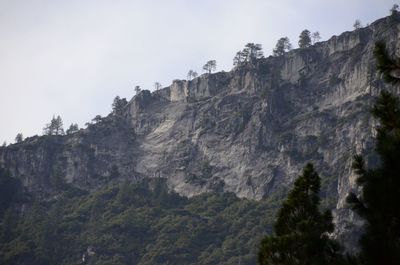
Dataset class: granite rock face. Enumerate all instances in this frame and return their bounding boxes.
[1,15,399,250]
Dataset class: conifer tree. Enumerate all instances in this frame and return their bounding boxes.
[347,42,400,265]
[273,37,292,56]
[258,163,345,265]
[92,115,102,123]
[187,70,198,80]
[112,96,128,116]
[390,4,399,15]
[311,31,321,44]
[373,41,400,84]
[134,85,142,94]
[233,43,263,66]
[353,19,362,30]
[203,60,217,74]
[43,115,64,135]
[298,29,311,48]
[66,123,79,135]
[154,82,162,91]
[15,133,23,143]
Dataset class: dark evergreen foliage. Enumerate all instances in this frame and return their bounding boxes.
[92,115,102,123]
[353,20,361,30]
[390,4,399,16]
[66,123,79,135]
[273,37,292,56]
[111,96,128,116]
[298,30,311,48]
[258,163,345,265]
[311,31,321,44]
[373,42,400,85]
[233,43,264,66]
[14,133,23,143]
[43,115,64,135]
[187,70,198,80]
[202,60,217,74]
[0,168,23,216]
[134,86,141,95]
[347,91,400,265]
[0,179,279,265]
[347,42,400,265]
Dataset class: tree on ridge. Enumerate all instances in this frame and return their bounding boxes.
[298,29,311,48]
[203,60,217,74]
[233,43,263,66]
[43,115,64,136]
[273,37,292,56]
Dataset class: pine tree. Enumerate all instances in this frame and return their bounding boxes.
[233,50,245,66]
[112,96,128,116]
[233,43,263,66]
[187,70,198,80]
[311,31,321,44]
[373,42,400,85]
[92,115,102,123]
[15,133,23,143]
[273,37,292,56]
[353,19,362,30]
[134,85,141,94]
[43,115,64,135]
[66,123,79,135]
[54,116,64,135]
[154,82,162,90]
[347,42,400,265]
[390,4,399,15]
[202,60,217,74]
[258,163,345,265]
[298,29,311,48]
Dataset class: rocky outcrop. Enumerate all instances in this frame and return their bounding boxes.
[1,15,400,250]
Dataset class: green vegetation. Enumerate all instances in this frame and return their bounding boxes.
[43,115,65,136]
[272,37,292,56]
[187,70,198,80]
[346,43,400,265]
[233,43,264,66]
[353,19,362,30]
[298,29,311,48]
[202,60,217,74]
[373,42,400,85]
[0,168,24,216]
[66,123,79,135]
[14,133,23,143]
[311,31,321,44]
[257,41,400,264]
[112,96,128,116]
[258,164,346,265]
[134,86,141,95]
[3,11,400,265]
[390,4,399,15]
[0,178,279,265]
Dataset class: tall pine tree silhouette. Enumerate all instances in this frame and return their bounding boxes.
[347,42,400,265]
[258,163,345,265]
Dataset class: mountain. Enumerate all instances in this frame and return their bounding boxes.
[1,14,400,262]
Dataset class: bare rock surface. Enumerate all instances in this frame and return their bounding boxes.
[1,15,400,250]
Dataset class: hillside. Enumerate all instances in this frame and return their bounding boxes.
[1,14,400,261]
[0,175,281,264]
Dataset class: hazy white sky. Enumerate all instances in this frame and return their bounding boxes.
[0,0,396,143]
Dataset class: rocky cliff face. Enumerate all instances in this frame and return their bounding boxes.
[1,15,399,250]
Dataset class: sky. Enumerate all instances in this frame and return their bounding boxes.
[0,0,396,144]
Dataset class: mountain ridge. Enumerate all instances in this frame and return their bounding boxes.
[1,14,400,252]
